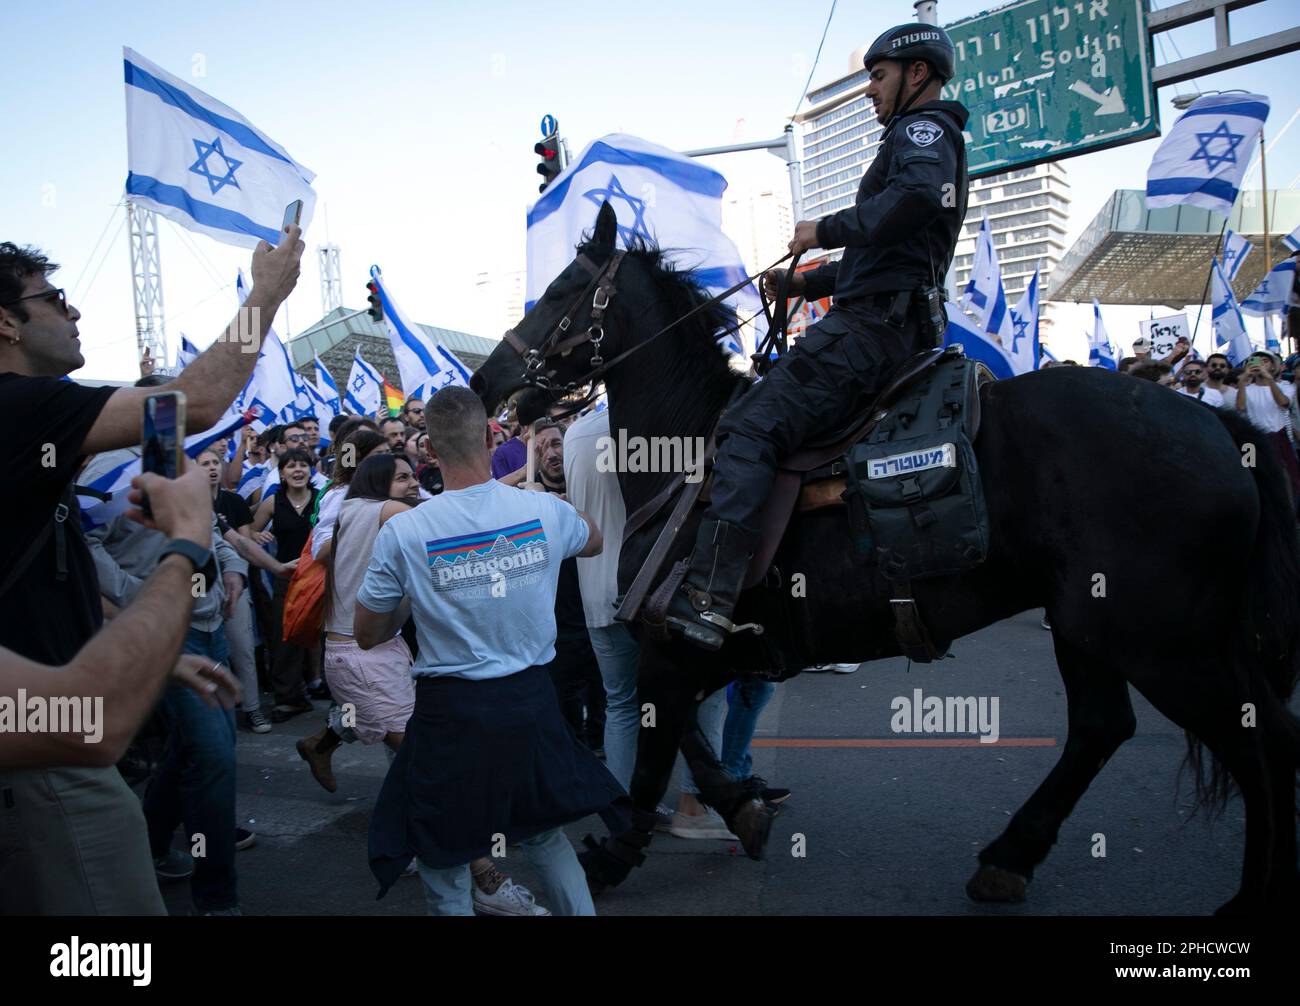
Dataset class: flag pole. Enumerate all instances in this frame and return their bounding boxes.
[1260,129,1272,273]
[1190,220,1229,351]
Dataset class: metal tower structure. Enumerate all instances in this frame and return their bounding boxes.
[127,202,167,367]
[318,243,342,316]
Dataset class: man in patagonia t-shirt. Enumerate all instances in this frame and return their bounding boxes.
[356,386,627,915]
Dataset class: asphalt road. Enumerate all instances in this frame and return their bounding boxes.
[161,609,1274,916]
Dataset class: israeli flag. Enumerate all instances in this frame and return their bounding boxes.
[123,48,315,250]
[174,334,200,372]
[1007,270,1040,375]
[368,266,471,399]
[313,355,341,413]
[1264,313,1280,354]
[942,301,1015,380]
[1284,223,1300,254]
[960,216,1002,329]
[1240,259,1297,317]
[304,375,339,425]
[237,270,313,424]
[1221,229,1253,281]
[345,347,383,415]
[526,133,762,359]
[1211,257,1254,365]
[237,461,268,500]
[78,404,271,529]
[1041,344,1059,365]
[1089,300,1118,370]
[1146,93,1269,217]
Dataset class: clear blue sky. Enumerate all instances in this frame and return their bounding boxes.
[2,0,1297,378]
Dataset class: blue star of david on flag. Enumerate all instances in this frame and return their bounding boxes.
[1010,313,1029,355]
[583,174,652,247]
[189,136,243,195]
[1190,121,1245,174]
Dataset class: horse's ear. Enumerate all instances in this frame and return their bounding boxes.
[592,201,618,253]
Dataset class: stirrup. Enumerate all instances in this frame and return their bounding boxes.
[696,609,765,636]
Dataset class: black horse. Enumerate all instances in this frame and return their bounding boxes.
[472,202,1300,914]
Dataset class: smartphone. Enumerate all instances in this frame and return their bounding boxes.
[282,199,304,231]
[141,391,187,517]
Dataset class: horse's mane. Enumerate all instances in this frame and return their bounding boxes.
[574,235,740,384]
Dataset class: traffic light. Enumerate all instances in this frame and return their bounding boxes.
[535,134,562,193]
[366,281,383,323]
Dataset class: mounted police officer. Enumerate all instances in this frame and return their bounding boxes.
[666,23,970,651]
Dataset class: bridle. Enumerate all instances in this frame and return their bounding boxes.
[502,250,625,395]
[500,248,796,406]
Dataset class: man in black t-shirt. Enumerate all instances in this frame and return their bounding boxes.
[0,230,303,915]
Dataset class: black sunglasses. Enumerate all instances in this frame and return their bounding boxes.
[2,287,68,315]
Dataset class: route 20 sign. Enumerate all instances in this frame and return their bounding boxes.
[943,0,1159,177]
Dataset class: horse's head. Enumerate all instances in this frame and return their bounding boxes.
[471,201,626,423]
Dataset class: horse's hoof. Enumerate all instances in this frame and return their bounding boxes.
[578,835,633,890]
[966,863,1029,903]
[729,798,775,861]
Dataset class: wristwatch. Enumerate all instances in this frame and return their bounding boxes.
[159,538,214,573]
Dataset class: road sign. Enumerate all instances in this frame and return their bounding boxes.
[540,114,557,138]
[944,0,1158,177]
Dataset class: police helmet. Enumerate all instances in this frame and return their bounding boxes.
[862,24,956,83]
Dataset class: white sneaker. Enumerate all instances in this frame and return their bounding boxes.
[830,662,860,673]
[473,878,551,916]
[669,809,739,841]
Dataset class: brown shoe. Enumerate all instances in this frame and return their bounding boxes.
[297,730,337,793]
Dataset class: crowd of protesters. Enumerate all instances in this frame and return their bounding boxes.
[0,226,801,918]
[12,220,1294,917]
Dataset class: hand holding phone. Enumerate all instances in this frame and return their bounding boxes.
[141,391,187,518]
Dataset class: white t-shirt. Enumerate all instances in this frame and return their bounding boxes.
[1239,381,1295,434]
[1177,385,1224,407]
[358,479,590,680]
[563,409,625,629]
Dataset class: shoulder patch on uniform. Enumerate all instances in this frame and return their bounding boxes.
[899,148,941,165]
[906,120,943,147]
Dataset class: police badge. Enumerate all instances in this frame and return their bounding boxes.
[906,120,942,147]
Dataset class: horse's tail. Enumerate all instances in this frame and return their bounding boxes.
[1186,408,1300,813]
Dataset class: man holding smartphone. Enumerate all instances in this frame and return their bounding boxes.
[1233,351,1300,506]
[0,225,303,914]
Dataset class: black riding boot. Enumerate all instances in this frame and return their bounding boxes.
[664,518,760,652]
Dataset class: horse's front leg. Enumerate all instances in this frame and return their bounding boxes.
[579,641,698,890]
[678,671,775,861]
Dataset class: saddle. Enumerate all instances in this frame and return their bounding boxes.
[619,346,992,661]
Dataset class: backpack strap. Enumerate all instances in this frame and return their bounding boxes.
[0,482,113,599]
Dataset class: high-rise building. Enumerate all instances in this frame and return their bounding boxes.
[473,268,526,337]
[794,44,1071,328]
[721,186,794,276]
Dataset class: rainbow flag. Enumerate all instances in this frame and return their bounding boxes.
[383,380,404,417]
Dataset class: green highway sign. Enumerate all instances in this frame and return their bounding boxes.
[943,0,1159,177]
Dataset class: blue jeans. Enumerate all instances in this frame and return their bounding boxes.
[417,827,595,916]
[144,625,238,912]
[587,623,640,790]
[721,679,776,780]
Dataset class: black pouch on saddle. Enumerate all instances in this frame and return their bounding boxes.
[842,353,988,580]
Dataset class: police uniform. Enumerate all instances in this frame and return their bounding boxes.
[667,24,970,651]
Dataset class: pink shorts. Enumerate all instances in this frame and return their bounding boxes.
[323,636,415,744]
